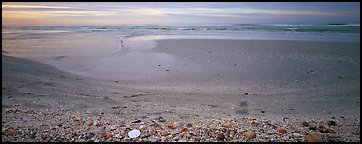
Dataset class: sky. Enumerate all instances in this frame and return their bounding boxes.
[2,2,360,26]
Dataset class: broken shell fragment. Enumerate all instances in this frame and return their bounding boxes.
[305,132,323,142]
[180,127,188,132]
[167,123,175,129]
[244,131,256,139]
[224,121,232,128]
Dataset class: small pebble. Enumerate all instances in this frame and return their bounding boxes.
[302,121,309,127]
[327,120,337,126]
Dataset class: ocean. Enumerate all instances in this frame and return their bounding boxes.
[3,23,360,42]
[2,23,360,74]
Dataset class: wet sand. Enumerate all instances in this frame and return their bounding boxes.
[2,39,360,142]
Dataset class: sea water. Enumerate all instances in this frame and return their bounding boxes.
[2,23,360,78]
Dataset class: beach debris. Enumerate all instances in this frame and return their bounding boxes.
[305,132,323,142]
[244,131,256,139]
[128,129,141,138]
[244,92,248,95]
[165,69,171,72]
[186,123,192,128]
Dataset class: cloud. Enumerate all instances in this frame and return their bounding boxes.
[2,2,359,26]
[2,4,72,9]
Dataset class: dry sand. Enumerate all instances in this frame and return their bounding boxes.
[2,39,360,142]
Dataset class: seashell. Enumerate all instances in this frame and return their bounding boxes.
[355,128,360,135]
[224,121,232,128]
[128,129,141,138]
[148,136,158,142]
[208,124,216,129]
[167,123,175,129]
[139,125,146,129]
[248,119,257,126]
[87,121,93,126]
[244,131,256,139]
[106,133,113,138]
[180,127,188,132]
[277,127,287,134]
[280,136,289,141]
[328,129,336,134]
[96,126,105,131]
[305,132,323,142]
[161,130,169,136]
[110,125,117,130]
[317,123,325,130]
[100,131,108,137]
[131,120,141,123]
[217,133,225,141]
[292,133,303,138]
[229,130,236,136]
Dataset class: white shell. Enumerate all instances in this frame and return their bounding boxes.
[128,129,141,138]
[292,133,303,138]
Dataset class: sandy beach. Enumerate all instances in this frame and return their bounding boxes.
[2,39,360,142]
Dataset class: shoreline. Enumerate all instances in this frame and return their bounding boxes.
[2,38,360,142]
